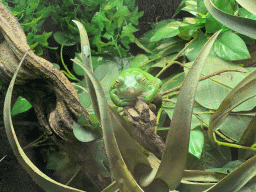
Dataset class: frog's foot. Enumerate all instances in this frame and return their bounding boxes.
[115,99,130,107]
[139,95,151,102]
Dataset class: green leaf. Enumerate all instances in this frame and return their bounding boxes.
[197,0,208,15]
[73,122,98,142]
[236,0,256,16]
[214,31,250,60]
[205,13,223,33]
[92,10,109,31]
[206,160,244,174]
[184,57,254,111]
[121,23,138,48]
[177,0,198,16]
[78,91,91,109]
[89,139,110,177]
[150,21,181,42]
[11,96,32,116]
[205,0,234,33]
[155,30,222,190]
[185,36,209,61]
[204,155,256,191]
[130,54,149,68]
[173,1,185,17]
[208,61,256,149]
[239,7,256,20]
[218,114,251,143]
[204,0,256,39]
[129,7,143,25]
[53,31,76,46]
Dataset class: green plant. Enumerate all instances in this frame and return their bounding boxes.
[4,0,256,191]
[1,0,57,55]
[51,0,143,59]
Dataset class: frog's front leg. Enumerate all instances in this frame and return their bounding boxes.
[140,84,159,102]
[110,89,130,107]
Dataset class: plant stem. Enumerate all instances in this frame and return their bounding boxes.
[60,44,79,81]
[155,38,196,78]
[161,68,248,96]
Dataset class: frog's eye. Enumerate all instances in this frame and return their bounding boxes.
[140,76,146,84]
[116,79,121,87]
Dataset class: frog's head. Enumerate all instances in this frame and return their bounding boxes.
[115,71,147,98]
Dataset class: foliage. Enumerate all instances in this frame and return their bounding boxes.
[51,0,143,58]
[4,0,256,191]
[1,0,57,55]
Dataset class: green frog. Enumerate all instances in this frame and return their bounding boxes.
[109,68,162,107]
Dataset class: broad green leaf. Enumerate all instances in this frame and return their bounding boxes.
[180,0,198,16]
[89,139,110,177]
[160,72,185,92]
[53,31,76,46]
[130,54,149,68]
[218,114,252,143]
[129,7,144,25]
[185,36,209,61]
[205,0,234,33]
[155,30,222,190]
[11,96,32,116]
[239,8,256,20]
[91,11,109,31]
[73,55,107,76]
[205,13,223,33]
[204,0,256,39]
[184,57,255,111]
[197,0,208,15]
[78,91,91,109]
[121,23,138,48]
[236,0,256,16]
[214,31,250,60]
[150,21,181,42]
[189,129,204,159]
[4,53,85,192]
[73,122,98,142]
[206,160,244,175]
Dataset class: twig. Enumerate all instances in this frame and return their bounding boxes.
[161,68,248,96]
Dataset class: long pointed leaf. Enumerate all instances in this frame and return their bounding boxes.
[72,20,100,121]
[208,70,256,146]
[4,52,85,192]
[204,155,256,192]
[71,58,143,192]
[155,30,221,190]
[204,0,256,39]
[72,20,154,191]
[236,0,256,16]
